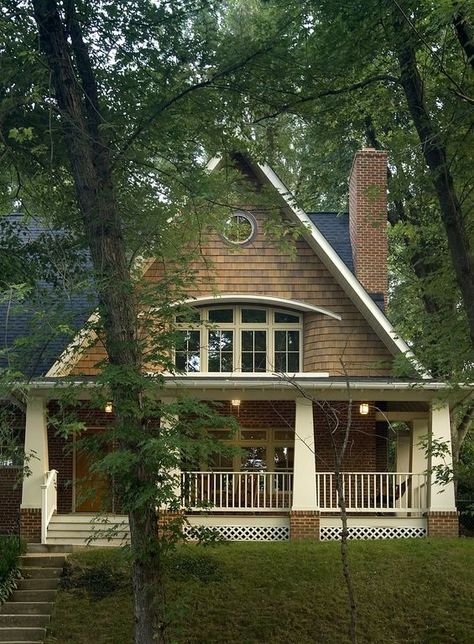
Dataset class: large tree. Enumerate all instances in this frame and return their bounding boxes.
[0,1,294,641]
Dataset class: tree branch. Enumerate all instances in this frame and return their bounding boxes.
[253,75,401,124]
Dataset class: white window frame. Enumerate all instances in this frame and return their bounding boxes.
[175,305,303,374]
[206,427,295,472]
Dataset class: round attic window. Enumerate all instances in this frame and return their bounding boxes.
[222,211,257,246]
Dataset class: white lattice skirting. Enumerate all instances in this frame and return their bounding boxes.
[185,524,290,541]
[320,525,427,541]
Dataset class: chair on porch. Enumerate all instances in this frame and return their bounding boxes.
[374,477,411,510]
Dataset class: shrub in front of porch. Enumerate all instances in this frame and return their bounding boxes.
[0,535,26,604]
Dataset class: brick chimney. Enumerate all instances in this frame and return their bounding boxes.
[349,148,388,307]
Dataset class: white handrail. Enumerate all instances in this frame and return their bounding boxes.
[41,469,58,544]
[316,472,428,513]
[181,471,293,512]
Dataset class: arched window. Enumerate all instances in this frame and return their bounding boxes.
[175,306,302,373]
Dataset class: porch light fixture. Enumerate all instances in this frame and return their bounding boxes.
[231,399,241,407]
[359,403,369,415]
[104,401,113,414]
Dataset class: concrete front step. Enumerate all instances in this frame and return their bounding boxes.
[11,590,56,603]
[26,544,73,554]
[45,537,127,547]
[0,615,49,628]
[16,579,58,591]
[0,627,45,642]
[20,567,62,580]
[47,528,129,539]
[20,555,65,568]
[49,513,128,524]
[0,603,53,616]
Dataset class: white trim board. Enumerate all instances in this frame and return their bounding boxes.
[175,294,341,320]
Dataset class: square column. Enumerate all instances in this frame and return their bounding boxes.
[291,397,319,540]
[160,397,181,513]
[411,419,429,475]
[20,397,49,542]
[427,403,458,537]
[396,429,411,472]
[411,418,429,511]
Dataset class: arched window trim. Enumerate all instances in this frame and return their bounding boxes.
[176,294,341,321]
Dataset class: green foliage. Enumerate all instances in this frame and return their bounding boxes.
[61,548,131,599]
[62,546,223,599]
[457,429,474,531]
[0,535,26,605]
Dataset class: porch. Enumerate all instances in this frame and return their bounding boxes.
[39,469,430,545]
[18,379,460,544]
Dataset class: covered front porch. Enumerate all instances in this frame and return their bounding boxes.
[20,376,459,544]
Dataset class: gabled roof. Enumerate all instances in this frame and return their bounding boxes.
[209,154,421,372]
[1,153,423,379]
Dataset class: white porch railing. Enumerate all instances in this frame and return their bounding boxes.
[316,472,428,513]
[41,469,58,544]
[181,471,293,512]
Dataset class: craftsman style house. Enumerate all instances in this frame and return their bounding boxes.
[0,149,459,544]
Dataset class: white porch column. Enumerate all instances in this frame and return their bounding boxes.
[21,397,49,509]
[292,397,317,510]
[429,403,456,511]
[411,418,429,509]
[160,397,181,508]
[411,419,428,474]
[396,430,411,472]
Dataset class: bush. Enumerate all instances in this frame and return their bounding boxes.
[0,535,25,604]
[166,551,224,583]
[62,548,131,599]
[62,546,224,599]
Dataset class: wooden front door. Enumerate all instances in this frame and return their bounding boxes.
[74,428,113,512]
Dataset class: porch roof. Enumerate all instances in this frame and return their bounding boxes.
[23,373,471,404]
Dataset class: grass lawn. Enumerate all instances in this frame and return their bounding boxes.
[45,538,474,644]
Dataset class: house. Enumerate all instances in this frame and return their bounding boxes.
[0,148,459,544]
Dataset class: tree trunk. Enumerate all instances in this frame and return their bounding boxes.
[129,508,167,643]
[31,2,164,641]
[393,15,474,350]
[453,5,474,70]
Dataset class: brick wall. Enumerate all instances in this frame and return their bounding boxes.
[0,468,22,534]
[20,508,41,542]
[349,148,388,305]
[219,400,295,428]
[290,510,320,540]
[314,403,382,471]
[427,511,459,538]
[47,427,73,513]
[0,406,25,534]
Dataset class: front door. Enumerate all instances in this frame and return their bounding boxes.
[74,428,113,512]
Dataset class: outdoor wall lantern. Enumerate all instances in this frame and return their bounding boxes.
[359,403,369,415]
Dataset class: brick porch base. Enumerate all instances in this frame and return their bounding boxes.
[426,511,459,538]
[290,510,320,541]
[20,508,41,543]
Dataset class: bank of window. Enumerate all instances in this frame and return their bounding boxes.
[174,306,301,373]
[206,428,294,472]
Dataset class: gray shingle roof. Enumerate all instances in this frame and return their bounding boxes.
[307,211,354,273]
[307,211,385,311]
[0,215,95,378]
